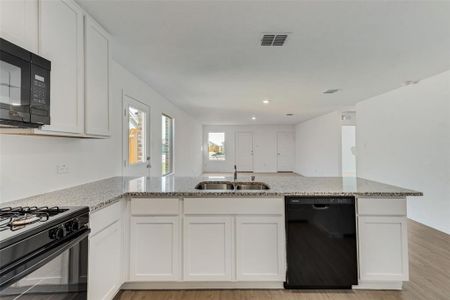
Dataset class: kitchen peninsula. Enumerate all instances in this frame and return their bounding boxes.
[1,174,422,299]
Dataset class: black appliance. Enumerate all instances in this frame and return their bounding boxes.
[0,38,51,128]
[284,196,358,289]
[0,206,90,299]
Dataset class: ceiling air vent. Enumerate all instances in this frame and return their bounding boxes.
[323,89,341,94]
[261,33,288,46]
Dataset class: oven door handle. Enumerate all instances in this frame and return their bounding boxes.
[0,228,90,290]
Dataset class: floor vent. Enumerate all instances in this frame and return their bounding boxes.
[261,33,288,46]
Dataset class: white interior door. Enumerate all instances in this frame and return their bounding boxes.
[122,93,151,177]
[277,132,294,172]
[235,132,254,172]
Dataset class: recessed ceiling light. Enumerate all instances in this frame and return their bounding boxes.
[262,99,271,104]
[323,89,341,94]
[286,113,294,117]
[251,116,256,120]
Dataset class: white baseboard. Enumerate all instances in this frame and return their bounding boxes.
[353,281,403,290]
[119,281,402,291]
[121,281,284,290]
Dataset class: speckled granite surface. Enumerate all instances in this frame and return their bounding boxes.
[1,174,422,212]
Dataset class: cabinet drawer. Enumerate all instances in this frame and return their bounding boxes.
[184,198,284,215]
[90,200,121,237]
[131,198,180,215]
[357,197,406,216]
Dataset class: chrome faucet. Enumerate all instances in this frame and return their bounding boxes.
[234,165,238,181]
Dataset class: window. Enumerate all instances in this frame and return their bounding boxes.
[208,132,225,160]
[162,114,174,175]
[128,106,146,165]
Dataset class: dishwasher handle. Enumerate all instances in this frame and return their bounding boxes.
[286,197,354,206]
[312,204,330,210]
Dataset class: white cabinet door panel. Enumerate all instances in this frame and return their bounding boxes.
[184,216,233,281]
[358,216,408,281]
[236,216,285,281]
[84,16,110,136]
[130,216,180,281]
[39,0,84,134]
[0,0,38,52]
[88,220,121,300]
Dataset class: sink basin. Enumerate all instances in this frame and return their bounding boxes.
[235,182,270,190]
[194,181,270,190]
[195,181,234,190]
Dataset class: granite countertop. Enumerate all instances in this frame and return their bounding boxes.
[1,174,423,212]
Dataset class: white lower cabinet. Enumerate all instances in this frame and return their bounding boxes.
[88,220,121,300]
[183,216,233,281]
[358,216,408,282]
[130,216,180,281]
[127,197,285,285]
[236,216,285,281]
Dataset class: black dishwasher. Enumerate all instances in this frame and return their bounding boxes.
[284,196,357,289]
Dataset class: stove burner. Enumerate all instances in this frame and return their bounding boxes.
[0,206,67,232]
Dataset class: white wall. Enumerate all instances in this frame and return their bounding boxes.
[356,70,450,234]
[0,98,122,203]
[295,111,342,176]
[203,125,295,173]
[0,61,202,203]
[112,62,202,178]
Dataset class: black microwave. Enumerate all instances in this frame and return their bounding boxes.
[0,38,51,128]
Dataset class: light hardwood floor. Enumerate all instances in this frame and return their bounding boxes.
[116,219,450,300]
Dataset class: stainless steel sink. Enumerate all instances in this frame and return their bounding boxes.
[194,181,270,190]
[195,181,234,190]
[235,182,270,190]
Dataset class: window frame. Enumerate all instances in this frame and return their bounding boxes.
[161,113,174,176]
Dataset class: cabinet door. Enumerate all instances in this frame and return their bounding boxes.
[88,220,121,300]
[0,0,38,52]
[236,216,285,281]
[130,216,180,281]
[39,0,84,134]
[84,16,110,136]
[184,216,233,281]
[358,216,408,281]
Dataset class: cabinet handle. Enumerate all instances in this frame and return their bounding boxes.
[312,204,330,210]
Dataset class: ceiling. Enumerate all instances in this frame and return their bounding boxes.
[77,0,450,125]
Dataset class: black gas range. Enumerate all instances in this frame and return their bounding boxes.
[0,206,90,299]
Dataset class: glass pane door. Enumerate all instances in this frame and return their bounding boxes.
[123,94,150,177]
[128,106,146,165]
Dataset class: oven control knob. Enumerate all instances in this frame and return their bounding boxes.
[65,219,80,233]
[50,226,66,240]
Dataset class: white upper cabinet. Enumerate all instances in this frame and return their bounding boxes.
[1,0,111,138]
[0,0,38,52]
[84,16,111,136]
[38,0,84,134]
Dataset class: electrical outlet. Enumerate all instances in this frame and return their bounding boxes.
[56,164,69,175]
